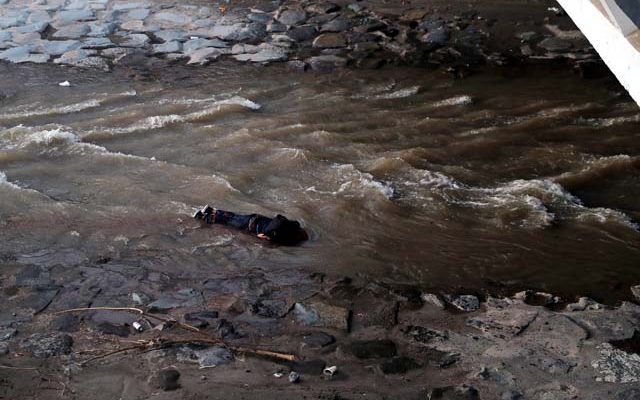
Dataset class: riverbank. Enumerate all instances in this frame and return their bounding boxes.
[0,0,606,77]
[2,261,640,399]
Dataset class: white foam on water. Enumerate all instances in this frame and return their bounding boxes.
[333,163,396,199]
[0,91,137,121]
[576,207,639,230]
[90,96,262,136]
[0,171,23,190]
[0,126,156,161]
[374,85,421,100]
[431,95,473,108]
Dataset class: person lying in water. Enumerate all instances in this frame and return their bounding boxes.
[193,205,309,245]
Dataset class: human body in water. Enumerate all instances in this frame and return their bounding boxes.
[194,205,309,245]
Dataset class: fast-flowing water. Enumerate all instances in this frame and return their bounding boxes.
[1,61,639,303]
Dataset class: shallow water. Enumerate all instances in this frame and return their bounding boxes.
[0,62,639,302]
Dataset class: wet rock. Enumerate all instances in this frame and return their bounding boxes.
[565,297,604,311]
[403,325,449,345]
[36,40,82,55]
[538,37,572,52]
[0,328,17,342]
[50,314,80,333]
[349,339,397,359]
[155,30,188,43]
[183,38,228,52]
[214,319,240,339]
[446,295,480,312]
[10,32,43,47]
[306,3,340,14]
[427,384,480,400]
[287,60,307,72]
[467,308,538,337]
[177,346,233,368]
[592,343,640,383]
[148,368,180,391]
[420,28,450,46]
[352,299,398,330]
[312,33,346,48]
[148,288,203,312]
[184,311,218,328]
[19,332,73,358]
[15,265,51,287]
[211,23,264,42]
[293,301,350,330]
[267,21,287,33]
[307,55,347,72]
[539,357,572,374]
[23,286,60,313]
[631,285,640,302]
[287,25,317,42]
[422,293,446,309]
[321,17,350,33]
[0,14,27,29]
[302,332,335,348]
[53,23,90,39]
[54,48,96,64]
[249,298,291,317]
[380,356,420,374]
[501,390,523,400]
[95,322,130,337]
[616,388,640,400]
[277,8,307,26]
[81,38,114,49]
[234,48,287,63]
[120,33,150,48]
[17,22,50,34]
[153,11,191,27]
[87,22,116,36]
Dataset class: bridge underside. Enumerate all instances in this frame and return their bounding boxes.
[558,0,640,106]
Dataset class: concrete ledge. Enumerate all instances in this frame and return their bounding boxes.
[559,0,640,106]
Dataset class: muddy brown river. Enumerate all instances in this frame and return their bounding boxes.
[0,62,638,303]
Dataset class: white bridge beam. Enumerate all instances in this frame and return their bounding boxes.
[557,0,640,107]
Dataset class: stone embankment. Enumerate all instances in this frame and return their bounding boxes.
[0,0,605,74]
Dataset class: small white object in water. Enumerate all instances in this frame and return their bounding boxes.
[58,81,71,87]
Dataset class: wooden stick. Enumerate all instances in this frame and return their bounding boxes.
[0,365,39,371]
[55,308,297,363]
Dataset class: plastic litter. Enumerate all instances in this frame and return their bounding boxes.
[273,372,284,378]
[323,365,338,378]
[288,371,300,383]
[58,81,71,87]
[132,321,143,332]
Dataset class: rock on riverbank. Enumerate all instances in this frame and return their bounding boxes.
[0,0,602,75]
[2,257,640,399]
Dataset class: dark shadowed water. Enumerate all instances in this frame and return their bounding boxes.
[1,62,639,302]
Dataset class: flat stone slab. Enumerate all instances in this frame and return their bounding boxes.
[119,33,149,47]
[36,40,82,56]
[153,40,182,54]
[186,47,222,65]
[52,23,90,39]
[233,48,287,62]
[183,38,228,52]
[87,22,116,36]
[55,10,95,25]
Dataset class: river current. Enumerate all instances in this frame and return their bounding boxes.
[0,62,638,303]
